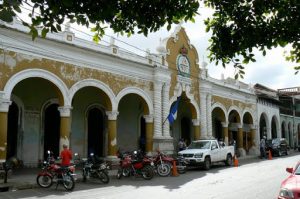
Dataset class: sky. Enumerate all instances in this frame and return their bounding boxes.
[89,7,299,91]
[18,5,299,90]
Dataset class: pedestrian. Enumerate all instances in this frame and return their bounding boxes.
[178,138,186,151]
[60,144,72,166]
[260,136,266,159]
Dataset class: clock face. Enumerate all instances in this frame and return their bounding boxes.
[176,54,190,77]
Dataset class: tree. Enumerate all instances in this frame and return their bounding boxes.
[0,0,199,42]
[204,0,300,78]
[0,0,299,77]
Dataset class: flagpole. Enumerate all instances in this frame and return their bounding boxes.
[162,116,168,126]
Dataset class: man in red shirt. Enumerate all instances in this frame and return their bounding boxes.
[60,144,72,166]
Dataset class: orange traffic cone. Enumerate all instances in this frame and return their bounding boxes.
[234,155,239,167]
[172,160,179,176]
[268,150,272,160]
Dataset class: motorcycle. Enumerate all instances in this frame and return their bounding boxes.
[175,156,187,174]
[36,150,76,191]
[81,153,110,183]
[116,150,155,180]
[152,150,173,177]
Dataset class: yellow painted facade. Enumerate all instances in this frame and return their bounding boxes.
[166,28,200,105]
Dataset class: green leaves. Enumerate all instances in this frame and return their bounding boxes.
[205,0,300,77]
[0,9,14,22]
[1,0,200,41]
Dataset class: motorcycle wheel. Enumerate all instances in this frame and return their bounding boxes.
[177,162,187,174]
[98,171,110,184]
[157,162,171,177]
[116,169,123,179]
[141,165,154,180]
[36,175,53,188]
[62,174,75,191]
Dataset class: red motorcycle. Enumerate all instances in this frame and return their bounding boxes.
[152,150,187,176]
[36,151,76,191]
[152,150,173,177]
[116,150,155,180]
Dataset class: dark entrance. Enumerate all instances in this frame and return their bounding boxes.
[259,116,267,139]
[7,102,19,159]
[88,108,104,157]
[181,117,191,146]
[44,104,60,159]
[214,118,222,141]
[139,117,146,152]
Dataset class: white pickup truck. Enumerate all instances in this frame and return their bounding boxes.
[178,139,234,170]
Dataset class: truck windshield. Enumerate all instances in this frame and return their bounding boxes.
[188,141,210,149]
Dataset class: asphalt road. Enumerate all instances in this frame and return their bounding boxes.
[1,153,299,199]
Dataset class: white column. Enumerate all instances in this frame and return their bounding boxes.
[162,83,171,137]
[200,93,207,138]
[153,81,163,138]
[58,105,72,117]
[206,93,212,138]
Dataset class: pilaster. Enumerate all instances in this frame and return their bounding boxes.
[58,106,73,152]
[200,93,207,138]
[0,98,11,162]
[222,122,229,145]
[192,119,200,140]
[106,111,119,158]
[153,81,163,138]
[162,83,171,138]
[144,115,154,153]
[206,94,212,138]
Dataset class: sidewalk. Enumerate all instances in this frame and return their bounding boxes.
[0,167,118,192]
[0,151,294,193]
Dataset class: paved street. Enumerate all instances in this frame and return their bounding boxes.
[1,153,300,199]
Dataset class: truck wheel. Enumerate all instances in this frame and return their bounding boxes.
[225,154,233,166]
[204,157,211,170]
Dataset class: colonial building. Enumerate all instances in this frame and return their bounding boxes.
[0,18,275,167]
[278,87,300,147]
[254,84,281,140]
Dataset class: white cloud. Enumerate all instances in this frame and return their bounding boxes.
[69,7,300,90]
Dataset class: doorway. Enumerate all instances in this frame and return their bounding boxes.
[87,108,104,157]
[7,102,19,159]
[181,117,191,146]
[44,103,60,159]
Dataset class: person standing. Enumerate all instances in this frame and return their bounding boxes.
[60,144,73,166]
[260,136,266,159]
[178,138,187,151]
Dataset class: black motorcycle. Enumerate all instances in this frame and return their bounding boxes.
[81,153,110,183]
[176,156,187,174]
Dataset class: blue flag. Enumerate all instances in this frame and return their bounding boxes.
[167,97,180,124]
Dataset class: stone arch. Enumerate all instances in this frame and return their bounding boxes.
[259,112,269,139]
[271,115,280,138]
[211,104,227,141]
[40,98,60,159]
[211,102,228,122]
[228,106,242,123]
[69,79,116,111]
[169,84,200,120]
[85,103,107,157]
[116,87,153,115]
[3,69,69,105]
[242,110,254,124]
